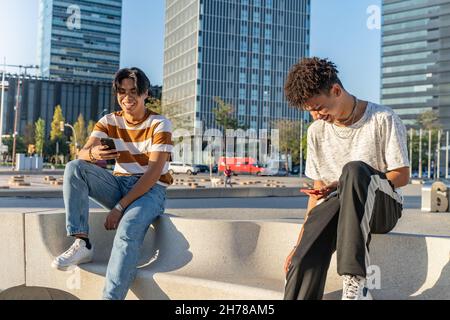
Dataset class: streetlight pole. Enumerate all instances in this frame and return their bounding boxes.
[299,111,304,178]
[99,107,108,120]
[409,128,413,178]
[437,130,441,180]
[10,64,39,170]
[428,130,432,179]
[419,128,422,179]
[446,131,449,179]
[61,121,78,158]
[11,69,22,170]
[0,58,5,153]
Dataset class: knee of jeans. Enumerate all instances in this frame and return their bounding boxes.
[340,161,370,180]
[65,159,86,176]
[115,220,147,244]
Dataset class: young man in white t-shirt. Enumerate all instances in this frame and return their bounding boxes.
[283,57,410,300]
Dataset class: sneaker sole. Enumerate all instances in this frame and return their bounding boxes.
[51,256,93,271]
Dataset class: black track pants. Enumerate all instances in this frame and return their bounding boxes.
[284,161,403,300]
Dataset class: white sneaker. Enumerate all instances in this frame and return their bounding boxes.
[342,275,373,300]
[51,238,94,271]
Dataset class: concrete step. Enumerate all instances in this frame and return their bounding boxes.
[1,211,449,300]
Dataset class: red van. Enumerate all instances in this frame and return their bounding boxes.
[218,157,264,175]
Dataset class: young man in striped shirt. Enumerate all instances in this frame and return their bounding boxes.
[51,68,173,300]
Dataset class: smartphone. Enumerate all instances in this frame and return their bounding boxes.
[300,188,322,195]
[100,138,117,151]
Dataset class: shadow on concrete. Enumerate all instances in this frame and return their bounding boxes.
[0,285,79,300]
[410,260,450,300]
[131,216,193,300]
[322,234,431,300]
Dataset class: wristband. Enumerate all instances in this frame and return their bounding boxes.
[114,202,124,213]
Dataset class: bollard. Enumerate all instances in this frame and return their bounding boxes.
[421,181,449,212]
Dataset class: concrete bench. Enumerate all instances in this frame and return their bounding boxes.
[1,211,449,300]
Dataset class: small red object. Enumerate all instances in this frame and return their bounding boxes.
[300,188,322,195]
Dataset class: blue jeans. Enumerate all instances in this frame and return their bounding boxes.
[63,159,167,300]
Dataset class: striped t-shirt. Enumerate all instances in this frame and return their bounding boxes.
[90,110,174,187]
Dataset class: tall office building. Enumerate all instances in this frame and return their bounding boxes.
[162,0,310,133]
[381,0,450,130]
[37,0,122,82]
[2,74,117,138]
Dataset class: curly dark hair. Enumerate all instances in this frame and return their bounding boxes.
[284,57,344,110]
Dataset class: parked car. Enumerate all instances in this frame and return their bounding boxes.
[261,166,288,176]
[168,162,199,175]
[194,164,210,173]
[291,165,300,175]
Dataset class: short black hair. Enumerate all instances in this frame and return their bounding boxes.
[284,57,344,110]
[113,67,151,96]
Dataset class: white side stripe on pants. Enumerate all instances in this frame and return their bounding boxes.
[360,175,403,272]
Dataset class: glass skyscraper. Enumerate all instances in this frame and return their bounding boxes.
[381,0,450,130]
[37,0,122,82]
[162,0,310,133]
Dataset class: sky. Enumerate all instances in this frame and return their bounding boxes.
[0,0,382,102]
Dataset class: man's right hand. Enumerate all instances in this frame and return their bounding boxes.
[284,248,296,275]
[90,145,120,161]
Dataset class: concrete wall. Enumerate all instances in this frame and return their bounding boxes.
[1,211,449,300]
[0,213,25,292]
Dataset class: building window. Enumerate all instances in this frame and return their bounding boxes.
[242,9,248,21]
[240,73,246,84]
[241,40,248,51]
[240,56,247,67]
[239,88,247,99]
[252,57,259,69]
[252,73,259,84]
[238,104,246,115]
[251,89,258,101]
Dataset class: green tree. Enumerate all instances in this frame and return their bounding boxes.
[273,120,298,166]
[418,110,441,130]
[407,110,443,174]
[212,97,248,158]
[86,120,95,144]
[50,105,65,141]
[407,128,441,175]
[272,119,310,173]
[23,123,35,147]
[35,118,46,157]
[70,113,87,152]
[145,97,163,114]
[45,136,69,163]
[213,97,240,131]
[46,105,69,162]
[3,136,26,156]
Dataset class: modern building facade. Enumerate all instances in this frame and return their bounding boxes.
[37,0,122,82]
[162,0,311,134]
[1,74,117,138]
[381,0,450,130]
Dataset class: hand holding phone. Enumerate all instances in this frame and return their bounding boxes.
[300,188,322,195]
[90,138,119,161]
[100,138,117,151]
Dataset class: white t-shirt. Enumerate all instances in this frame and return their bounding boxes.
[305,102,410,200]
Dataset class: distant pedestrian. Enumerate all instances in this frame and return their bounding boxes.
[224,166,233,188]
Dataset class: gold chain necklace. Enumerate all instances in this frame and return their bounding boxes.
[331,96,358,139]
